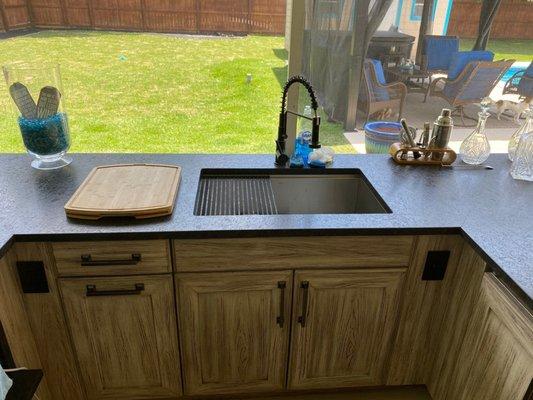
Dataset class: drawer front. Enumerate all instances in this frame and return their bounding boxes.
[173,236,415,272]
[52,240,171,276]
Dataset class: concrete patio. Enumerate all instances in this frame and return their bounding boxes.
[346,83,526,154]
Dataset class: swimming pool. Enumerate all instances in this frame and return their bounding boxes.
[501,62,530,83]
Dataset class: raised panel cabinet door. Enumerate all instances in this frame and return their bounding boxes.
[177,270,293,396]
[452,274,533,400]
[59,275,181,400]
[289,268,406,390]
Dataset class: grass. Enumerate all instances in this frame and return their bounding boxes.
[0,30,351,154]
[460,39,533,62]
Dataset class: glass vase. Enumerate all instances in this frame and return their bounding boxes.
[460,103,491,165]
[3,63,71,170]
[510,130,533,181]
[508,106,532,162]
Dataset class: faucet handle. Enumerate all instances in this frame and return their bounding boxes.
[309,115,321,149]
[275,140,290,166]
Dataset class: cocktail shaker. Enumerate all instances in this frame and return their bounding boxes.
[430,109,453,160]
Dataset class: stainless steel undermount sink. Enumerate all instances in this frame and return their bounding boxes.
[194,169,391,216]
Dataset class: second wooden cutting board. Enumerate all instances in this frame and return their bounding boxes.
[65,164,181,220]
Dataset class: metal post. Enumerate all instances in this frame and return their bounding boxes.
[416,0,435,65]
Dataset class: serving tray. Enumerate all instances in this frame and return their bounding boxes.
[65,164,181,220]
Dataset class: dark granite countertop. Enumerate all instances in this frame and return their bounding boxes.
[0,153,531,306]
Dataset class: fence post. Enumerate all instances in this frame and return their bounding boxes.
[87,0,94,28]
[247,0,252,34]
[58,0,69,26]
[140,0,146,31]
[0,0,9,31]
[24,0,34,28]
[195,0,200,33]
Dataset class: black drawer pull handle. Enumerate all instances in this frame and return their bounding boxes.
[276,281,286,328]
[86,283,145,297]
[297,281,309,327]
[81,253,141,266]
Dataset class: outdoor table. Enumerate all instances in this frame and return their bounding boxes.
[385,66,430,97]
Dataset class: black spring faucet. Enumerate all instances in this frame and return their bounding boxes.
[275,76,321,166]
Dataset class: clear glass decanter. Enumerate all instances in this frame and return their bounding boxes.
[508,105,532,161]
[460,100,491,165]
[510,130,533,181]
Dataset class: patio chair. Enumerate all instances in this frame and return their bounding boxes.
[429,59,514,126]
[420,35,459,101]
[424,50,494,103]
[503,62,533,100]
[358,59,407,125]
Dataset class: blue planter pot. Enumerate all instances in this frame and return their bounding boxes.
[364,121,401,154]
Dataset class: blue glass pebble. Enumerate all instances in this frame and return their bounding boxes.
[18,113,70,156]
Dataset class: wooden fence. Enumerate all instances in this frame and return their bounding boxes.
[0,0,286,35]
[447,0,533,39]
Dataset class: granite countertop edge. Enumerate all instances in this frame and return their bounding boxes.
[0,153,531,310]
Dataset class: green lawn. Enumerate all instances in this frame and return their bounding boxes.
[0,31,351,154]
[460,39,533,61]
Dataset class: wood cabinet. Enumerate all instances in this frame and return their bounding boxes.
[288,269,406,390]
[14,243,86,400]
[2,236,532,400]
[59,275,181,400]
[177,271,293,396]
[0,249,53,400]
[448,273,533,400]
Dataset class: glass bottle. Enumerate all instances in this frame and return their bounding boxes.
[510,130,533,181]
[460,100,491,165]
[508,105,532,161]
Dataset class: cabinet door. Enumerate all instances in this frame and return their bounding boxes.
[60,275,181,400]
[289,268,406,390]
[177,271,292,396]
[451,274,533,400]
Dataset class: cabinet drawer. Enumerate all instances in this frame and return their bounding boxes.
[173,236,415,272]
[52,240,171,276]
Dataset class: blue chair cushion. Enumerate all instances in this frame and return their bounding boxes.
[364,59,389,102]
[425,36,459,72]
[370,59,387,85]
[447,51,494,80]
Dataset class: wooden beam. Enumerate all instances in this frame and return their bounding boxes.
[416,0,435,66]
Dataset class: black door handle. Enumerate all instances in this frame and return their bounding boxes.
[81,253,141,266]
[297,281,309,327]
[276,281,286,328]
[86,283,145,297]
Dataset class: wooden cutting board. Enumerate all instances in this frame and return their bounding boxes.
[65,164,181,220]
